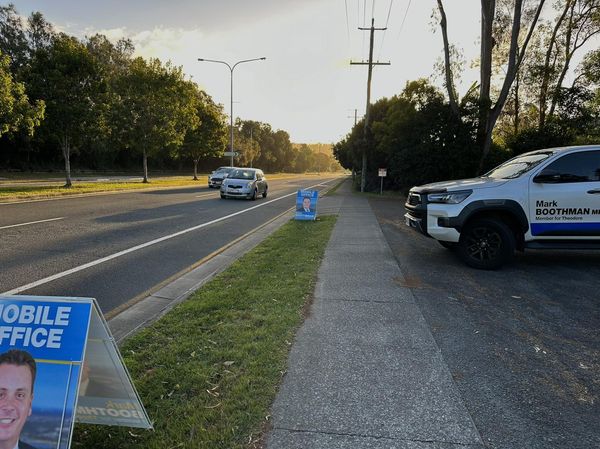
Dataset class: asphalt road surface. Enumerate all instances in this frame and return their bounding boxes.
[0,175,338,315]
[370,195,600,449]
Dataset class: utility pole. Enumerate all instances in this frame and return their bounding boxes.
[347,109,359,126]
[249,126,253,168]
[351,18,390,192]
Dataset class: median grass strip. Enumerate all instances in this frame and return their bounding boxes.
[72,215,337,449]
[0,173,336,201]
[0,178,209,200]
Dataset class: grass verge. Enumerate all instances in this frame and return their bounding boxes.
[323,177,348,196]
[0,178,209,201]
[0,173,336,202]
[72,215,337,449]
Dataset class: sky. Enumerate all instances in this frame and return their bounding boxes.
[6,1,555,143]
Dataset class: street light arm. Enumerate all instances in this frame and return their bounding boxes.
[232,57,267,70]
[197,58,232,70]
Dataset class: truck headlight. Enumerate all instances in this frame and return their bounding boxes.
[427,190,472,204]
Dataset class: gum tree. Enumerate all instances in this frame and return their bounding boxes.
[114,57,198,182]
[178,90,227,180]
[26,34,100,187]
[0,50,44,139]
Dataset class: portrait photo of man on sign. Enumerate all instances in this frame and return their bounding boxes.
[298,196,313,213]
[0,349,38,449]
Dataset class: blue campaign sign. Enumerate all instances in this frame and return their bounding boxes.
[0,297,91,362]
[295,189,319,221]
[0,295,93,449]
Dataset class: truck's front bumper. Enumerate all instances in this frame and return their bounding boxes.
[404,212,428,236]
[405,193,461,243]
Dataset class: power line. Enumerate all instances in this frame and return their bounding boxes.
[362,0,367,57]
[344,0,350,40]
[377,0,394,61]
[397,0,412,38]
[384,0,394,28]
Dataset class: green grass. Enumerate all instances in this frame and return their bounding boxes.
[0,178,209,200]
[72,216,337,449]
[324,177,348,196]
[0,173,336,201]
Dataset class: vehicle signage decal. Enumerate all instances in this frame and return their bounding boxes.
[532,199,600,235]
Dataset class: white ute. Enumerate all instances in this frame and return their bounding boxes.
[404,145,600,269]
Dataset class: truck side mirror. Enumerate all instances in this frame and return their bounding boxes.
[533,169,561,183]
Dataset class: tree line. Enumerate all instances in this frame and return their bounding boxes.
[0,4,339,186]
[334,0,600,191]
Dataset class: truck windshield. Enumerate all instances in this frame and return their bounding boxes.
[485,151,555,179]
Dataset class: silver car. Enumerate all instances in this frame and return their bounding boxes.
[220,168,268,200]
[208,166,236,188]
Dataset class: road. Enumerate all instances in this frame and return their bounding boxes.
[0,175,338,315]
[370,195,600,449]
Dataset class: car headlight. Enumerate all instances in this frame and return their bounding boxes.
[427,190,472,204]
[246,181,254,188]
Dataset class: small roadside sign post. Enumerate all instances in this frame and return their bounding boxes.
[223,151,239,158]
[0,295,152,449]
[378,168,387,195]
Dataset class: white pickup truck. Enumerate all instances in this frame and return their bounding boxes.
[404,145,600,269]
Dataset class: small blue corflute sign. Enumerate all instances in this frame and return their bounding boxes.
[295,190,319,221]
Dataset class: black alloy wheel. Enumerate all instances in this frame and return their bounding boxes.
[457,218,515,270]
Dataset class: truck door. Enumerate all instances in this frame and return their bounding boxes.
[529,150,600,239]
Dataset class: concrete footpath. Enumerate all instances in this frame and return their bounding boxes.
[266,182,485,449]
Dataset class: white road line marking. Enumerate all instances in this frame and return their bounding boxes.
[195,192,217,198]
[0,217,65,230]
[2,181,332,295]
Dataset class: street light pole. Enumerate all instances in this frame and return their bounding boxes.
[197,57,266,167]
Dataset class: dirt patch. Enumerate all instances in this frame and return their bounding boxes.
[394,275,432,289]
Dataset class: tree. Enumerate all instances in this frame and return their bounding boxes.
[179,90,227,180]
[436,0,545,170]
[26,34,101,186]
[84,34,134,168]
[436,0,460,117]
[547,0,600,120]
[0,4,28,72]
[26,11,54,53]
[334,79,482,190]
[312,152,331,172]
[114,57,198,182]
[0,50,44,138]
[236,120,261,167]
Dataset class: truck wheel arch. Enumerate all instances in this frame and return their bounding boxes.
[448,200,529,249]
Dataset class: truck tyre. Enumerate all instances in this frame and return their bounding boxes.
[457,218,515,270]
